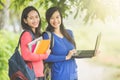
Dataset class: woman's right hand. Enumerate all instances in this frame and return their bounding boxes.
[66,49,76,60]
[46,48,51,55]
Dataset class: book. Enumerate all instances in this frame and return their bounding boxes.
[34,39,50,54]
[28,37,42,52]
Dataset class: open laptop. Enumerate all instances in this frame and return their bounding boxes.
[72,33,101,58]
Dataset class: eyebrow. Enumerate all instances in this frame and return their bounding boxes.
[27,14,39,17]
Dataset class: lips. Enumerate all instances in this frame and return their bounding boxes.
[53,22,60,26]
[32,22,39,26]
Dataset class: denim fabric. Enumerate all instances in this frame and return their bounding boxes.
[35,77,45,80]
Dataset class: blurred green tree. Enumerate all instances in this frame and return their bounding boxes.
[0,0,113,31]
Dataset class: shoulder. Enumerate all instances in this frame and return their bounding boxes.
[21,31,32,41]
[22,31,32,37]
[42,31,51,39]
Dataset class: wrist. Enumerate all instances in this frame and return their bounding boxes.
[66,56,69,60]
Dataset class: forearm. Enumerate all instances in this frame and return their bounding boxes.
[45,54,66,62]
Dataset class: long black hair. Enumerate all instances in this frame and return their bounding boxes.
[46,7,76,48]
[21,6,41,38]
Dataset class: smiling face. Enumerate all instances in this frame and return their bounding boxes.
[24,10,40,29]
[49,11,61,29]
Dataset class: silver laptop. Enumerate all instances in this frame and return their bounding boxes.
[72,33,101,58]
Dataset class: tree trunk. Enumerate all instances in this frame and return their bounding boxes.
[3,0,10,30]
[0,0,10,30]
[0,10,4,30]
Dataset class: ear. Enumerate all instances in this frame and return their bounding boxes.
[23,18,27,24]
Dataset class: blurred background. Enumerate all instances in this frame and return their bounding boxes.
[0,0,120,80]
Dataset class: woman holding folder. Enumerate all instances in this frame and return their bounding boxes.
[20,6,51,80]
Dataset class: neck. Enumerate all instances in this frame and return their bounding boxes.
[32,28,36,33]
[54,28,63,38]
[54,28,60,33]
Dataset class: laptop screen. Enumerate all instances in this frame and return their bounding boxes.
[94,32,101,51]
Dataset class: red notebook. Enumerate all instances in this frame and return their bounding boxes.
[28,37,42,52]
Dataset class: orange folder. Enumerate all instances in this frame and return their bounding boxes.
[34,39,50,54]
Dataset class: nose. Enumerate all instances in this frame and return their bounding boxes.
[54,18,58,23]
[33,18,39,23]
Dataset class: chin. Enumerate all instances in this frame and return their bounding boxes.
[34,25,39,28]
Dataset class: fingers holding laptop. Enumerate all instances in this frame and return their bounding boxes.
[94,49,101,56]
[66,49,76,60]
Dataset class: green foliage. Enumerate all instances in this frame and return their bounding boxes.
[0,30,19,80]
[0,0,5,9]
[1,0,113,30]
[74,0,109,24]
[8,0,78,31]
[9,0,77,18]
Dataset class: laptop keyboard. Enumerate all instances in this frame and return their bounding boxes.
[72,50,95,58]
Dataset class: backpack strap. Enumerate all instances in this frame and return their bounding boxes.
[15,30,35,68]
[43,31,54,49]
[15,30,35,51]
[43,31,54,80]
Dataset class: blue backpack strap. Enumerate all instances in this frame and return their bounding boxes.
[42,31,54,49]
[42,31,54,80]
[24,30,35,40]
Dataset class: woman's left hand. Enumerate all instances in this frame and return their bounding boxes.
[66,49,76,60]
[94,49,101,56]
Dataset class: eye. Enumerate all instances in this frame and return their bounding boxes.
[29,17,33,19]
[56,15,60,19]
[56,16,59,19]
[50,17,54,19]
[35,15,39,19]
[27,16,33,20]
